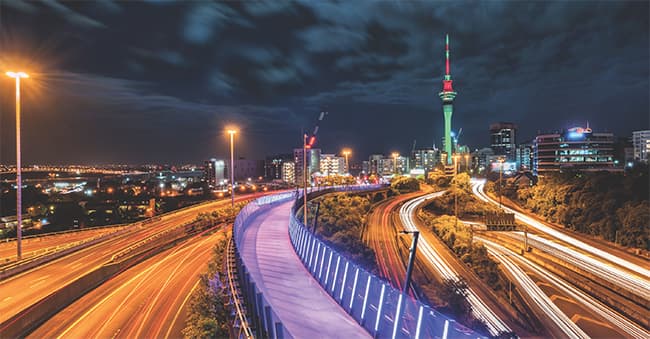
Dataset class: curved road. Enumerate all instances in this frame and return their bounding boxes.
[0,193,266,327]
[0,227,125,263]
[399,191,513,336]
[471,179,650,302]
[29,228,227,338]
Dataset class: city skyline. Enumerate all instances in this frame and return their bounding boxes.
[1,1,648,164]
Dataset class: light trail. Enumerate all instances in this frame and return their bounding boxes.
[507,232,650,300]
[479,237,650,338]
[471,179,650,279]
[399,192,511,336]
[471,179,650,303]
[479,238,589,339]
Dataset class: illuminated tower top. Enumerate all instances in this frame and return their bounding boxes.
[439,34,457,102]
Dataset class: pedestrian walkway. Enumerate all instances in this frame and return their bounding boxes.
[239,201,370,338]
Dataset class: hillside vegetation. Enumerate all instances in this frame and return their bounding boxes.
[500,168,649,250]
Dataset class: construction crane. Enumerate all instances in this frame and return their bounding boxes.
[301,111,327,225]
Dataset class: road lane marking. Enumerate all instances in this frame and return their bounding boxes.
[165,280,200,339]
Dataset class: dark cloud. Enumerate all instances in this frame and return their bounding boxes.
[0,0,647,164]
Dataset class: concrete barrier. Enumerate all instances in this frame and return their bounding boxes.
[0,225,135,281]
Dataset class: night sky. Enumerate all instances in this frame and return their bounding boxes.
[0,1,648,165]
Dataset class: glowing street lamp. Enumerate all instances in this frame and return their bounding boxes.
[227,129,237,208]
[342,149,351,174]
[6,71,29,261]
[464,153,470,172]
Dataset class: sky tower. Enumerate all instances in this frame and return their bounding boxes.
[439,34,457,165]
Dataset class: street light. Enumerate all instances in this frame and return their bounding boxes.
[303,133,309,226]
[464,154,470,172]
[342,149,351,174]
[399,230,419,295]
[6,71,29,261]
[227,129,237,208]
[392,152,399,175]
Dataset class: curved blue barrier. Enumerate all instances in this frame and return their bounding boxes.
[232,192,295,339]
[288,187,486,339]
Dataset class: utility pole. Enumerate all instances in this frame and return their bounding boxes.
[303,133,308,226]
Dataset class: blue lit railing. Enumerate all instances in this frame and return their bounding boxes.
[232,192,295,339]
[289,186,485,339]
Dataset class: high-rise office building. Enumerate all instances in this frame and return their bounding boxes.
[264,154,292,181]
[282,162,295,184]
[516,142,533,171]
[412,148,441,173]
[368,154,383,174]
[203,158,225,187]
[534,126,617,174]
[294,148,321,184]
[632,130,650,163]
[490,122,517,161]
[320,154,346,176]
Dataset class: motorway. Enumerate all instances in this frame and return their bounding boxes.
[471,180,650,308]
[479,235,649,338]
[0,226,126,263]
[0,193,266,328]
[29,228,227,338]
[469,179,650,336]
[471,179,650,279]
[365,190,432,292]
[398,192,514,336]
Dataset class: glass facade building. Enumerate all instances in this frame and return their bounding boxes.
[534,127,617,174]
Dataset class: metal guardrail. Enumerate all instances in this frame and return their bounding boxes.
[1,223,129,244]
[227,237,254,339]
[288,186,487,339]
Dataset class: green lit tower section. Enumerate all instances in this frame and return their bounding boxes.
[439,34,457,165]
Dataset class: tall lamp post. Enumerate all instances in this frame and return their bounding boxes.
[342,149,351,174]
[399,230,420,295]
[464,153,470,172]
[6,71,28,261]
[392,152,399,175]
[227,129,237,208]
[303,134,309,226]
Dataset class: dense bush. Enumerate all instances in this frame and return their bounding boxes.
[195,201,246,224]
[424,174,501,221]
[314,194,378,272]
[419,211,505,292]
[501,168,649,249]
[390,176,421,193]
[183,234,230,338]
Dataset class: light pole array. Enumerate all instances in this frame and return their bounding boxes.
[6,71,28,261]
[227,129,237,208]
